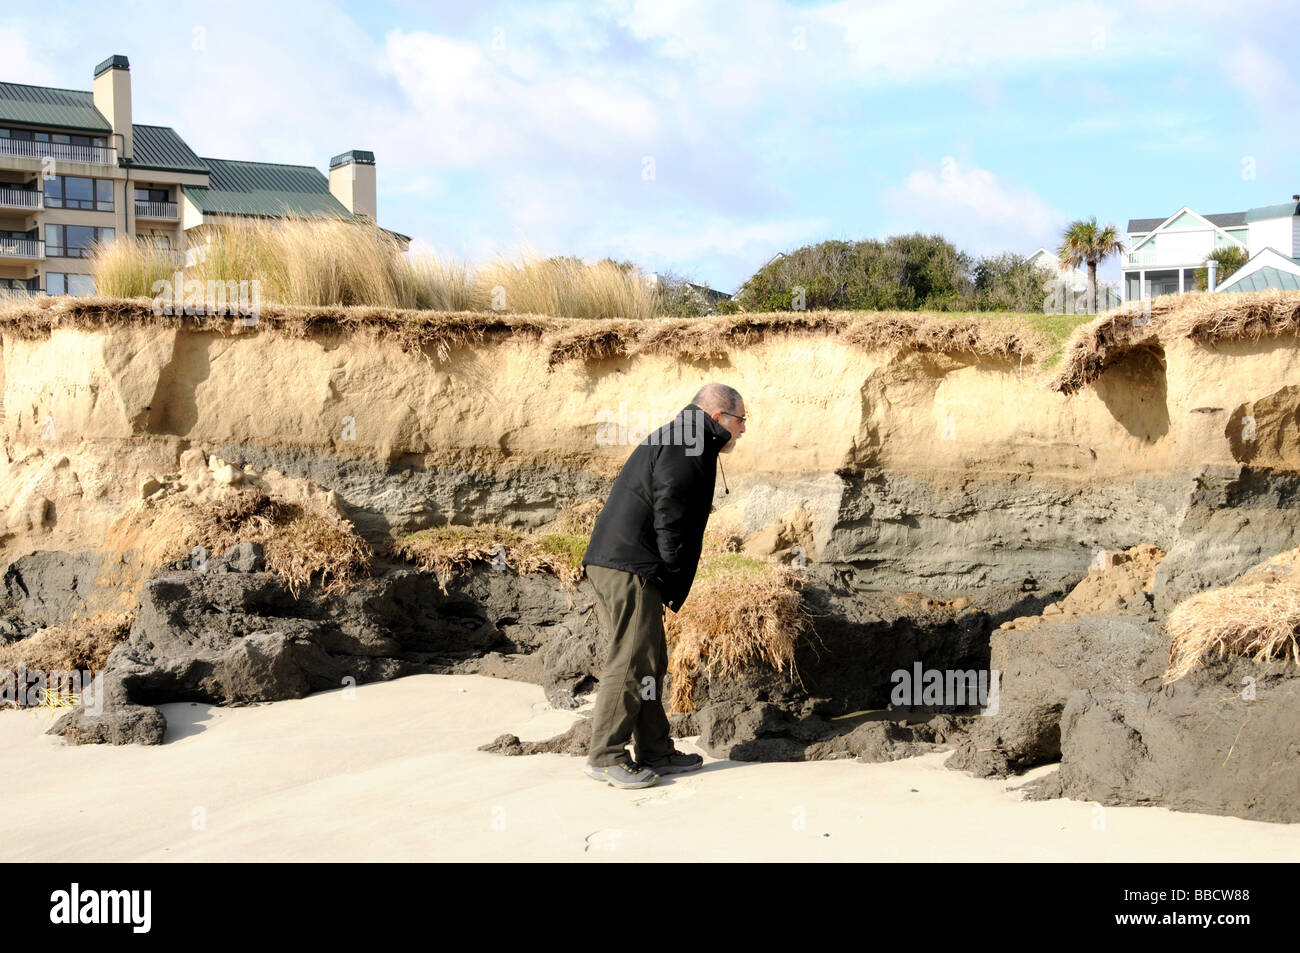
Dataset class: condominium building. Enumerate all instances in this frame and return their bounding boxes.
[0,54,407,296]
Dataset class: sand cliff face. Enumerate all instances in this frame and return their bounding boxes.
[6,297,1300,823]
[3,300,1300,608]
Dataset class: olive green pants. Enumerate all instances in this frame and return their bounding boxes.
[584,564,674,767]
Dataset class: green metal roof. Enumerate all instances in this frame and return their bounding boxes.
[0,82,110,132]
[94,55,130,78]
[129,124,209,173]
[183,157,354,219]
[1219,263,1300,292]
[1245,202,1298,222]
[329,149,375,169]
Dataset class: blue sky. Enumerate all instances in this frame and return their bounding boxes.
[8,0,1300,290]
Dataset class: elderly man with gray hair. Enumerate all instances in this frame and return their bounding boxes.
[580,382,747,788]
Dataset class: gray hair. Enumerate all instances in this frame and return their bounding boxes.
[691,382,743,415]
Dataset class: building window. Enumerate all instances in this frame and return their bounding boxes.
[135,187,170,204]
[46,224,115,258]
[44,272,96,296]
[0,128,105,148]
[64,176,93,209]
[43,175,114,211]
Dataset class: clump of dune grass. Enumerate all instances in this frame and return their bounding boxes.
[90,217,661,319]
[1164,581,1300,684]
[664,532,814,713]
[392,524,588,592]
[473,253,660,321]
[91,213,481,311]
[188,215,417,308]
[107,488,371,599]
[0,610,134,709]
[90,236,179,299]
[404,253,485,312]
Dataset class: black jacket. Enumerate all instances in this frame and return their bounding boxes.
[581,403,732,612]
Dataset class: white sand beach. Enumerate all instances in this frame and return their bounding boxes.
[2,673,1297,862]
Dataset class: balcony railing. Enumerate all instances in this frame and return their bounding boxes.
[0,139,117,166]
[0,238,43,259]
[0,187,41,210]
[1125,249,1157,266]
[135,200,178,220]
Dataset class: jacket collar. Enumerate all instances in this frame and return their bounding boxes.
[683,403,734,454]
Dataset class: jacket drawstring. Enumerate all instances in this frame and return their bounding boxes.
[718,458,729,494]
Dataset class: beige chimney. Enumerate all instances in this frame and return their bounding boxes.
[329,150,377,220]
[92,54,132,160]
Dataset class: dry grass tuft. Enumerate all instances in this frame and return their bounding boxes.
[665,534,815,713]
[1052,289,1300,394]
[0,610,134,708]
[1165,582,1300,684]
[268,512,374,598]
[553,498,605,536]
[105,489,371,599]
[391,524,588,592]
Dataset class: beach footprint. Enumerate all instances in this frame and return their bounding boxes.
[584,829,624,853]
[633,784,698,807]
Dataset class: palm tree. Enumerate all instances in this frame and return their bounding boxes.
[1058,218,1126,313]
[1194,245,1249,291]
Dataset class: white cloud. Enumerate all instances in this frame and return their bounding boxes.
[379,30,660,168]
[0,26,59,86]
[881,156,1064,255]
[812,0,1126,82]
[606,213,826,262]
[1223,41,1300,127]
[601,211,828,289]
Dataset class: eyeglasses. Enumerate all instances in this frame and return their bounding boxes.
[721,411,748,423]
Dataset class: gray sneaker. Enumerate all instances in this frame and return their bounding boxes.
[637,749,704,775]
[584,760,660,789]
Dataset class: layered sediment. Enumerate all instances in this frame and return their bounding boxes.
[3,292,1300,822]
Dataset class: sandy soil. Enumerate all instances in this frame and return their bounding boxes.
[2,673,1297,862]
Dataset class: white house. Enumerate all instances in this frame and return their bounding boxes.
[1026,247,1090,293]
[1124,200,1300,299]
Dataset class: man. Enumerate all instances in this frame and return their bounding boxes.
[580,382,747,789]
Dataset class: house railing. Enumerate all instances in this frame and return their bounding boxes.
[0,139,117,166]
[0,238,43,259]
[0,187,42,210]
[1125,249,1157,266]
[135,200,178,220]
